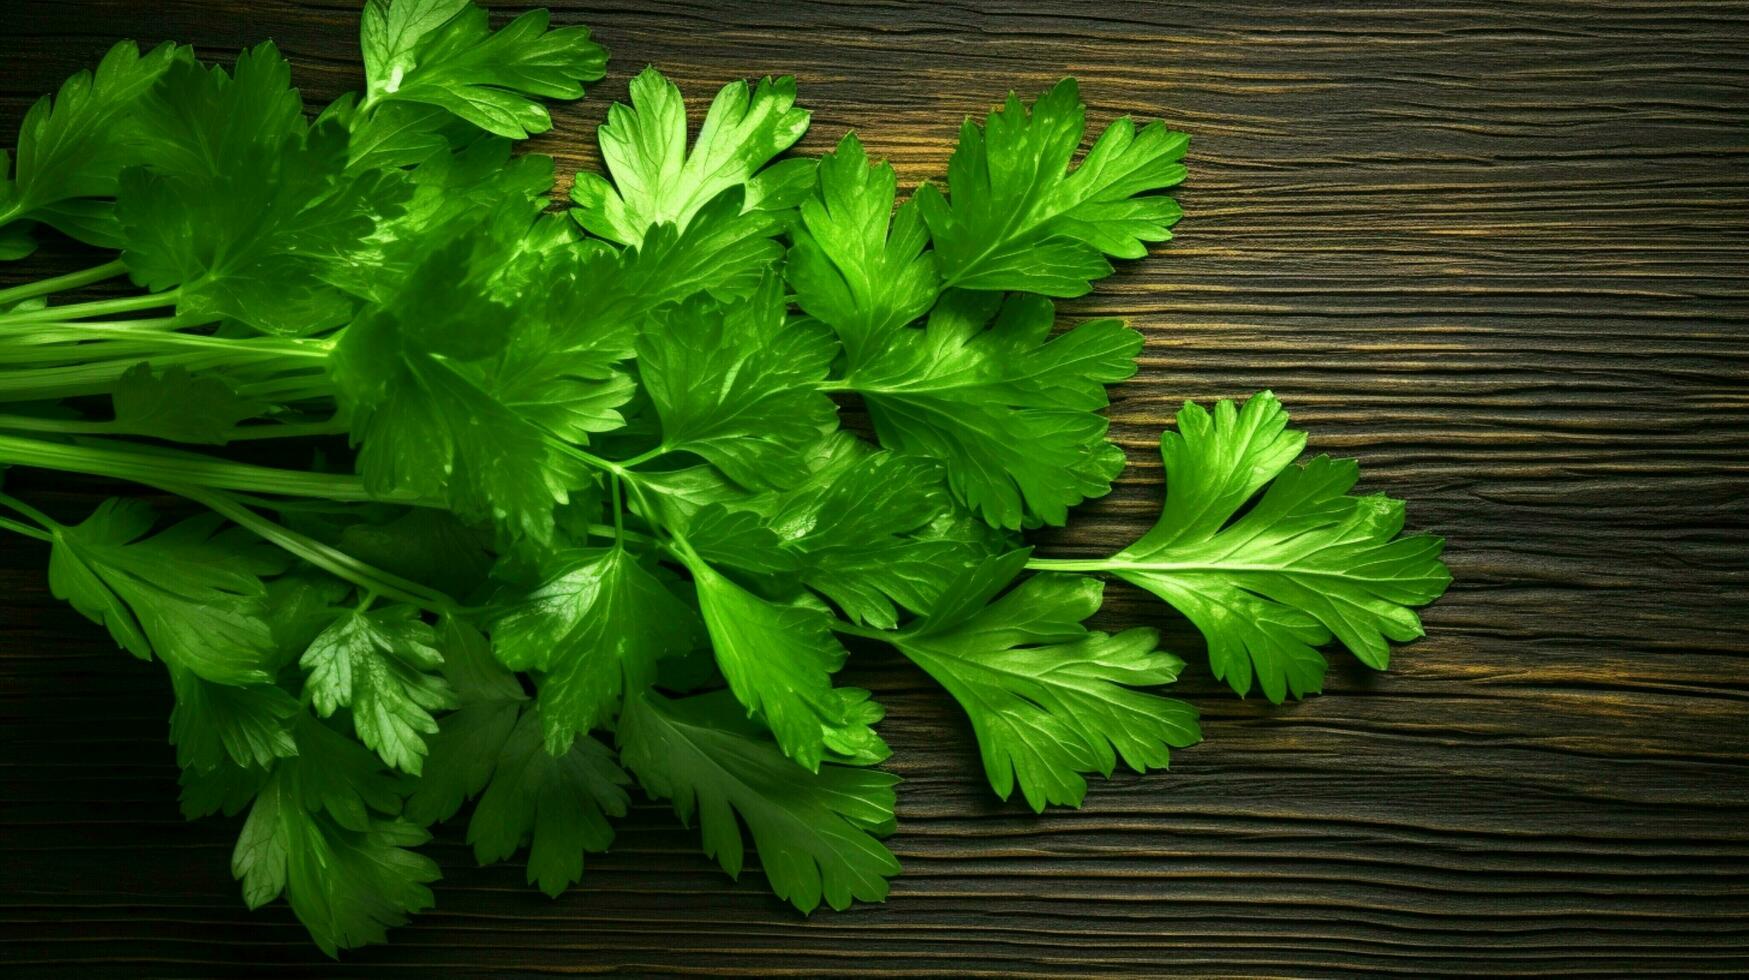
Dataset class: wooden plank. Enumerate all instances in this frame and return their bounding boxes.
[1,0,1745,973]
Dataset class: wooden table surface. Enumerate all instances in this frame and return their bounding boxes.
[3,1,1747,976]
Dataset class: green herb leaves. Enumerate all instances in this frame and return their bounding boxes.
[892,551,1200,810]
[916,77,1187,297]
[0,0,1456,957]
[571,67,810,245]
[361,1,607,138]
[47,499,288,685]
[0,40,187,251]
[301,604,457,774]
[1091,393,1450,701]
[619,690,901,913]
[847,291,1141,528]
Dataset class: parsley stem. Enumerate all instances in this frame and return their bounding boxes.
[0,323,329,359]
[588,521,655,547]
[1023,557,1116,573]
[231,373,337,401]
[618,445,668,469]
[610,474,626,546]
[0,350,299,400]
[829,620,893,642]
[0,414,347,441]
[0,431,404,502]
[170,484,459,615]
[551,440,628,476]
[0,515,51,542]
[0,288,181,326]
[0,259,129,308]
[0,490,61,532]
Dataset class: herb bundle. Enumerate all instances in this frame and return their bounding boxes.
[0,0,1450,954]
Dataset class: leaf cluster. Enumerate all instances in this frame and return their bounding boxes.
[0,0,1448,954]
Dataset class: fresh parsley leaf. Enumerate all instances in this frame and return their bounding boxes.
[331,205,614,542]
[915,77,1186,296]
[119,45,411,335]
[492,544,699,753]
[402,617,527,824]
[0,40,187,247]
[619,689,901,913]
[890,550,1199,811]
[571,67,811,246]
[300,603,459,774]
[232,717,437,958]
[638,275,839,490]
[846,289,1140,528]
[762,438,974,629]
[683,557,886,771]
[360,0,471,97]
[361,2,607,139]
[46,499,289,685]
[467,708,630,897]
[167,665,301,772]
[788,132,939,363]
[179,755,269,820]
[682,503,799,576]
[598,187,793,307]
[1085,392,1451,701]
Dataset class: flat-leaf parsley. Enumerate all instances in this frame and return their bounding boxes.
[0,0,1449,953]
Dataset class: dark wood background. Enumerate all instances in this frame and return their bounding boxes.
[3,0,1746,975]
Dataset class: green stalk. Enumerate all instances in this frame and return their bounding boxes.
[0,431,404,502]
[0,323,330,359]
[0,489,61,531]
[0,414,347,441]
[0,259,130,308]
[171,484,459,615]
[829,619,892,642]
[0,350,297,400]
[1024,557,1116,573]
[0,515,51,542]
[0,288,181,326]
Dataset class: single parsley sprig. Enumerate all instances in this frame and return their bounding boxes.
[0,0,1450,955]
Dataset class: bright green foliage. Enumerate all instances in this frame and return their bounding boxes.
[403,617,527,823]
[1089,392,1452,702]
[915,77,1187,297]
[118,45,411,335]
[685,558,887,770]
[361,1,607,138]
[789,133,938,363]
[46,499,288,686]
[0,40,187,248]
[492,545,699,752]
[761,439,972,629]
[167,665,301,771]
[846,290,1141,528]
[301,604,458,774]
[468,709,630,896]
[330,199,629,542]
[639,276,838,489]
[891,551,1200,811]
[0,0,1456,958]
[231,716,439,957]
[619,690,901,913]
[571,67,811,245]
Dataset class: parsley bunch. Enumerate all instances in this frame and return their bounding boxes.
[0,0,1450,954]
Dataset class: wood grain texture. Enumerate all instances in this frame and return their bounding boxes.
[2,0,1747,975]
